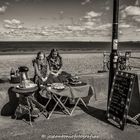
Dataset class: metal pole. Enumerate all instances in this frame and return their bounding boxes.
[107,0,119,104]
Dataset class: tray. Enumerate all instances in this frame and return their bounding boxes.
[69,82,87,86]
[51,83,65,90]
[16,83,37,90]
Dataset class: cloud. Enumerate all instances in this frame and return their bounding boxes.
[82,11,102,29]
[3,19,24,29]
[4,19,21,24]
[4,24,11,28]
[132,16,140,22]
[119,23,131,28]
[4,24,23,29]
[121,5,140,26]
[136,29,140,32]
[15,0,20,2]
[0,6,7,14]
[83,11,101,27]
[37,31,49,36]
[84,21,95,27]
[81,0,91,5]
[96,23,112,30]
[4,19,11,24]
[122,6,140,17]
[105,6,110,11]
[135,0,140,6]
[84,11,102,18]
[5,2,10,5]
[67,25,85,31]
[0,24,112,41]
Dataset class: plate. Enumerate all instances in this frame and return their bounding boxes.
[51,83,65,90]
[16,83,37,89]
[69,81,87,86]
[69,81,82,84]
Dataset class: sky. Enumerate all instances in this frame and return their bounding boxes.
[0,0,140,41]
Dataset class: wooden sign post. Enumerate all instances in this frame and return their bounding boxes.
[107,71,140,130]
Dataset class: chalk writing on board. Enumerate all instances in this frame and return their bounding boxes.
[107,71,136,130]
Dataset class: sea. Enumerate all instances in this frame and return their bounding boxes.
[0,41,140,54]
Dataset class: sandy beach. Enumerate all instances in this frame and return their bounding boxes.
[0,53,103,78]
[0,52,140,78]
[0,52,140,140]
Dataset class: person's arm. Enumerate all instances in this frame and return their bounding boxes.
[49,68,60,77]
[47,57,62,77]
[50,71,58,76]
[55,68,62,76]
[43,60,50,81]
[52,57,63,76]
[56,56,63,75]
[33,61,44,81]
[47,57,57,76]
[46,60,50,76]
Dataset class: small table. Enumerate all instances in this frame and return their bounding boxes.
[40,84,94,119]
[12,86,47,126]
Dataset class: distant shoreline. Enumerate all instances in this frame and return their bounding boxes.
[0,50,140,55]
[0,41,140,55]
[0,50,104,55]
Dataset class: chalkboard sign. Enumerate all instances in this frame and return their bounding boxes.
[107,71,136,130]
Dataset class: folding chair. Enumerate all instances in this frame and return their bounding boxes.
[68,85,88,116]
[46,93,71,119]
[44,86,89,119]
[69,97,88,116]
[28,96,49,119]
[38,87,70,119]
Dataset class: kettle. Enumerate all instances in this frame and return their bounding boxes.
[18,66,29,88]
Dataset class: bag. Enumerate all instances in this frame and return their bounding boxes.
[15,104,29,119]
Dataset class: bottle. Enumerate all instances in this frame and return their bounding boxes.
[10,68,15,77]
[16,70,20,77]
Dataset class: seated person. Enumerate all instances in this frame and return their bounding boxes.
[46,48,71,84]
[32,51,49,87]
[32,51,51,109]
